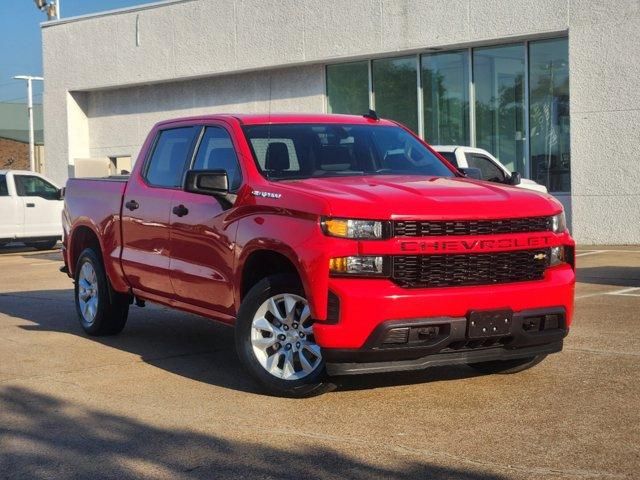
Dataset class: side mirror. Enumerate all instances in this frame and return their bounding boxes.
[184,169,229,196]
[459,167,482,180]
[509,171,522,186]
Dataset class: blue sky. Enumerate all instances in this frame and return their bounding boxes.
[0,0,159,104]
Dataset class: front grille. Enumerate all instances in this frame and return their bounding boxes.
[391,249,550,288]
[394,216,552,237]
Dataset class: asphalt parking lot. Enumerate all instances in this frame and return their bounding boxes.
[0,245,638,479]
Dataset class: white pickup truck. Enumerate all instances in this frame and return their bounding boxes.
[433,146,548,194]
[0,170,63,250]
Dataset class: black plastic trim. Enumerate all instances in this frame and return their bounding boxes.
[326,341,563,376]
[322,307,568,364]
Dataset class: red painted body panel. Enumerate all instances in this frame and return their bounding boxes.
[169,188,238,316]
[315,264,575,349]
[62,113,576,355]
[62,178,129,293]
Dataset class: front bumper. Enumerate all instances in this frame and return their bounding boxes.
[323,306,568,375]
[314,264,575,349]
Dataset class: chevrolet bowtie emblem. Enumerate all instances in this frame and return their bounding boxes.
[534,253,548,260]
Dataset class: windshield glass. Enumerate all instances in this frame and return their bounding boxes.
[243,124,455,180]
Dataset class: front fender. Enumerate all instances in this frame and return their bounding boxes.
[234,212,356,320]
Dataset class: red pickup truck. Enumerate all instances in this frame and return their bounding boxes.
[62,113,575,397]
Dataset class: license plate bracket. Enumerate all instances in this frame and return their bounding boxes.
[467,309,513,339]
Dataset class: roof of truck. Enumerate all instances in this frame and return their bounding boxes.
[155,113,398,128]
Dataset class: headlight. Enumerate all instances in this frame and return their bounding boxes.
[551,211,566,233]
[329,256,388,276]
[322,218,387,239]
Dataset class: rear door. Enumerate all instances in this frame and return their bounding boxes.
[12,173,63,238]
[168,124,242,317]
[0,173,22,240]
[120,126,199,296]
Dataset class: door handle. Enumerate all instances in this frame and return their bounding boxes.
[172,204,189,217]
[125,199,139,211]
[26,203,35,208]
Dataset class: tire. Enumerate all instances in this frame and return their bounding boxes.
[467,354,547,375]
[235,274,333,398]
[26,239,58,250]
[74,247,129,336]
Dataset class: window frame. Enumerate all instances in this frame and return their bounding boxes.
[189,125,244,193]
[141,126,200,190]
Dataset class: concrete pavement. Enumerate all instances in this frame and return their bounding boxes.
[0,245,638,479]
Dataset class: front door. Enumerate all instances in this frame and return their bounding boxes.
[168,125,243,318]
[120,126,199,296]
[12,173,63,238]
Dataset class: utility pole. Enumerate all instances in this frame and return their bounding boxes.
[13,76,44,172]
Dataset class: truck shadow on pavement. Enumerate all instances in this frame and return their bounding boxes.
[0,288,482,396]
[576,266,640,287]
[0,386,505,480]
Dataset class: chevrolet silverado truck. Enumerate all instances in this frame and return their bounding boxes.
[62,113,575,397]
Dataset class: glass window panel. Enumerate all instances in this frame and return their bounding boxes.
[529,38,570,193]
[473,44,526,174]
[467,154,507,183]
[0,175,8,196]
[145,127,198,188]
[326,62,369,115]
[193,127,243,191]
[372,57,419,134]
[14,175,58,200]
[422,51,470,145]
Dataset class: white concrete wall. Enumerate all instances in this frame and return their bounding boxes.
[568,0,640,244]
[84,65,324,162]
[41,0,640,244]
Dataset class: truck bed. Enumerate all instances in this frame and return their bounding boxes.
[63,177,128,290]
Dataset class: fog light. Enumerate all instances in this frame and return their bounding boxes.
[329,256,387,276]
[550,246,565,266]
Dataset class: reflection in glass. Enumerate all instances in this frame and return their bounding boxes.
[529,38,570,193]
[422,51,470,145]
[372,57,419,133]
[474,44,526,174]
[326,62,369,115]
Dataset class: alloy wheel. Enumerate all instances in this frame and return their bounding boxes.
[250,293,322,380]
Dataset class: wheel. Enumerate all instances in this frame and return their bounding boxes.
[74,248,129,336]
[235,274,333,397]
[467,354,547,375]
[26,239,58,250]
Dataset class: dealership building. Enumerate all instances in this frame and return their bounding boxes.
[42,0,640,244]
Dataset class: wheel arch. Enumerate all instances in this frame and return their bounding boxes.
[239,248,306,303]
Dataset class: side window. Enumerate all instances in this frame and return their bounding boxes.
[0,175,8,196]
[438,151,459,167]
[193,127,243,191]
[467,154,506,183]
[145,127,198,188]
[14,175,59,200]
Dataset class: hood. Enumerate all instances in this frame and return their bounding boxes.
[277,175,562,219]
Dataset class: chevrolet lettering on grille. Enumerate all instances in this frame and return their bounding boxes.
[399,235,553,253]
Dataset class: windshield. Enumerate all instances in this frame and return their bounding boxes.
[243,124,455,180]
